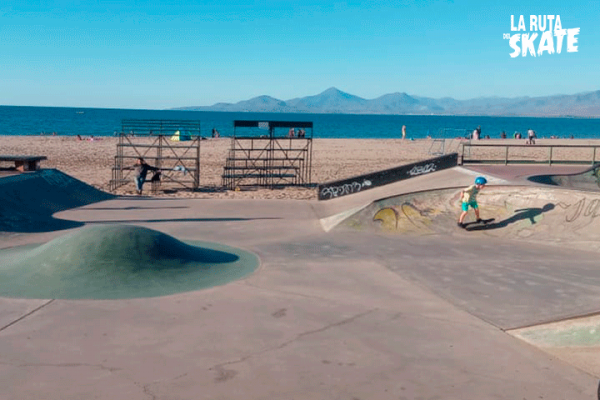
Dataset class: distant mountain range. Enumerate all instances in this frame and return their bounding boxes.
[175,87,600,117]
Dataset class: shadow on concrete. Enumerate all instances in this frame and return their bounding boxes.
[0,217,85,234]
[83,206,190,210]
[0,169,114,234]
[467,203,555,231]
[528,163,600,192]
[83,217,282,224]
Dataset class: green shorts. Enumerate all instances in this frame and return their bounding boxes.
[462,201,478,211]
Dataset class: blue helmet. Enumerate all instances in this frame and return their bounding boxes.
[475,176,487,185]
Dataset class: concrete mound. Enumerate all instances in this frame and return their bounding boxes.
[0,169,114,233]
[339,186,600,252]
[0,225,259,299]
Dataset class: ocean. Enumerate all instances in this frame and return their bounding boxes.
[1,105,599,139]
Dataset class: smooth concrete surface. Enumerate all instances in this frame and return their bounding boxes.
[509,315,600,378]
[1,169,600,399]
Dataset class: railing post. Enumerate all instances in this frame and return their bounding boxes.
[549,146,553,165]
[593,147,597,165]
[505,146,509,165]
[196,137,200,189]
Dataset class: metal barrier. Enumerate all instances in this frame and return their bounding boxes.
[428,128,470,156]
[461,143,600,166]
[222,120,313,189]
[110,120,201,193]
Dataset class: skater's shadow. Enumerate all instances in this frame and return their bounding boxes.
[467,203,555,231]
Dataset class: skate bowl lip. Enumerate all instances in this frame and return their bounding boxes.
[342,183,594,214]
[527,162,600,190]
[324,183,559,228]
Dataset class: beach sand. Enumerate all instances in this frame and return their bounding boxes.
[1,136,599,200]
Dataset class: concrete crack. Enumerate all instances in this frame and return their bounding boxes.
[134,372,188,400]
[209,308,377,379]
[239,281,343,303]
[0,361,121,373]
[141,383,159,400]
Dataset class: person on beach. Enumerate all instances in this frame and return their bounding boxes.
[526,129,536,145]
[402,125,407,140]
[500,131,507,139]
[457,176,487,228]
[130,157,159,195]
[288,127,295,138]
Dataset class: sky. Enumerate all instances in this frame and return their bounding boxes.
[0,0,598,109]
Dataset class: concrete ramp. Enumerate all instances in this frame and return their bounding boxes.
[338,186,600,252]
[0,169,114,233]
[528,163,600,192]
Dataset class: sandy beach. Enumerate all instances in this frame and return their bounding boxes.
[2,135,600,200]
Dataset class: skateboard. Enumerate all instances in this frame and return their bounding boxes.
[460,218,495,230]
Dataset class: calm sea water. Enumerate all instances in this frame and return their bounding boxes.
[1,105,599,139]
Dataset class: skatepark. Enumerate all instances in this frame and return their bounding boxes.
[1,163,600,399]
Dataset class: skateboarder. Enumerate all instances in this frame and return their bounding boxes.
[457,176,487,228]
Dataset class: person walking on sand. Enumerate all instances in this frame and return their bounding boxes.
[401,125,407,140]
[130,157,159,195]
[457,176,487,228]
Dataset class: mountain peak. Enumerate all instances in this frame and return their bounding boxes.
[176,88,600,117]
[322,86,342,93]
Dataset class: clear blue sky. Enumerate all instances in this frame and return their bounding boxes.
[1,0,598,109]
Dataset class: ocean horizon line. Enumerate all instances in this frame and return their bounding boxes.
[1,106,599,140]
[2,104,600,120]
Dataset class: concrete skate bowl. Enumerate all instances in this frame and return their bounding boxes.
[0,225,259,299]
[0,169,114,234]
[338,186,600,252]
[528,163,600,192]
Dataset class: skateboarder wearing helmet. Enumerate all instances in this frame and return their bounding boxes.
[457,176,487,228]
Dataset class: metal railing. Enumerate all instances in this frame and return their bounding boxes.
[461,143,600,166]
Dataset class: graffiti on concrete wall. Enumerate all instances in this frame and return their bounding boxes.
[407,163,437,177]
[372,202,441,234]
[558,198,600,223]
[319,180,372,200]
